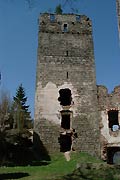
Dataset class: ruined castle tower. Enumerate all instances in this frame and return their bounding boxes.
[34,13,100,157]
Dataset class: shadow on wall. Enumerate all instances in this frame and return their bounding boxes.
[0,172,29,180]
[0,134,35,166]
[0,130,50,166]
[33,132,51,161]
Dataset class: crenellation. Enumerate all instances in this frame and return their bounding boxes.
[39,14,92,34]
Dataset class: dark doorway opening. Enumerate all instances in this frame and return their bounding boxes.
[58,88,72,106]
[108,110,119,131]
[58,110,73,152]
[107,147,120,164]
[59,134,72,152]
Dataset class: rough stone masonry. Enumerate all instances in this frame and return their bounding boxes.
[34,13,101,158]
[116,0,120,38]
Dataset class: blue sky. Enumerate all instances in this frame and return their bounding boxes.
[0,0,120,118]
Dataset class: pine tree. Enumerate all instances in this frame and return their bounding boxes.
[13,84,32,130]
[55,4,63,14]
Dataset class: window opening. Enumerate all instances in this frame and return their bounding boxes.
[76,15,80,22]
[113,151,120,164]
[58,88,72,106]
[58,110,72,153]
[50,14,55,22]
[107,147,120,164]
[108,110,119,131]
[63,24,68,32]
[66,51,68,56]
[60,110,72,130]
[61,113,70,129]
[67,72,68,79]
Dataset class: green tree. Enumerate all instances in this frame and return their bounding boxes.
[0,90,13,131]
[13,84,32,130]
[55,4,63,14]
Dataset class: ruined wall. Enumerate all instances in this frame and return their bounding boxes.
[97,85,120,161]
[116,0,120,38]
[34,13,100,157]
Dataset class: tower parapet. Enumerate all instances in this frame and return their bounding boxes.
[39,13,92,34]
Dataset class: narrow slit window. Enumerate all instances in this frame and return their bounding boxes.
[66,51,68,56]
[67,72,68,79]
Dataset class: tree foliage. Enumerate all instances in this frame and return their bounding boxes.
[25,0,80,14]
[0,90,12,131]
[62,0,79,13]
[3,0,79,13]
[0,87,33,166]
[12,84,32,130]
[55,4,63,14]
[0,85,33,132]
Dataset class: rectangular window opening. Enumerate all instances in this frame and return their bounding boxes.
[61,114,70,129]
[107,147,120,164]
[50,14,55,22]
[76,15,80,22]
[108,110,119,131]
[58,110,73,152]
[63,24,68,32]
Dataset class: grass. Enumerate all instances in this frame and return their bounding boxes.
[0,152,119,180]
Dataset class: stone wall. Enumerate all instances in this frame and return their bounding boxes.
[34,13,100,157]
[116,0,120,38]
[97,85,120,110]
[97,85,120,161]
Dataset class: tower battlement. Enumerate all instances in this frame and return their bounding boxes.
[39,13,92,34]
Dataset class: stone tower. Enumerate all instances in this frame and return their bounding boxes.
[116,0,120,38]
[34,13,100,157]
